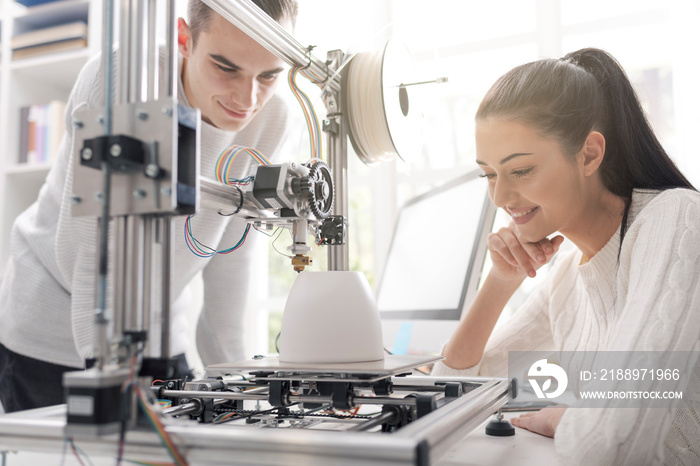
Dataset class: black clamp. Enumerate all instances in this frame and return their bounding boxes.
[299,45,331,85]
[406,393,438,419]
[79,134,147,172]
[301,45,315,71]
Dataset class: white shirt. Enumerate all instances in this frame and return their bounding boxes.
[433,188,700,465]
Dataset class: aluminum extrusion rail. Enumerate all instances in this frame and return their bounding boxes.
[0,377,514,465]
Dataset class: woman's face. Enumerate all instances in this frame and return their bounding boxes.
[475,118,585,243]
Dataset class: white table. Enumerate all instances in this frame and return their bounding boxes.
[437,412,560,466]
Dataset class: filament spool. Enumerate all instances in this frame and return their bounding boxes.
[344,39,424,165]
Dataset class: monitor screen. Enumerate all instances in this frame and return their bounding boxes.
[377,170,496,321]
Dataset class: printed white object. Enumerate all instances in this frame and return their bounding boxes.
[279,271,385,363]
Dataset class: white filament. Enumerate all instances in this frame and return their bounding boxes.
[345,50,398,165]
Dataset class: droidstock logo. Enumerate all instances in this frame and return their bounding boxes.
[528,359,568,399]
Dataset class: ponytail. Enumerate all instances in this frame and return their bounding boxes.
[563,48,694,193]
[562,48,695,247]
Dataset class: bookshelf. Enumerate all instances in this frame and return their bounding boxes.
[0,0,102,271]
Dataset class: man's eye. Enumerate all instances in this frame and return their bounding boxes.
[259,74,278,82]
[215,64,236,73]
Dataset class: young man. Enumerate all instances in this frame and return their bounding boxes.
[0,0,298,412]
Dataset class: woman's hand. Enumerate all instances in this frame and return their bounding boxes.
[511,405,568,438]
[487,223,565,283]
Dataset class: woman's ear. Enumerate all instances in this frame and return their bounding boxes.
[177,18,192,57]
[580,131,606,177]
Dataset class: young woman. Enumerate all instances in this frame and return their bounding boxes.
[433,48,700,465]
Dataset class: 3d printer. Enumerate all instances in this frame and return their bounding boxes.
[0,0,516,464]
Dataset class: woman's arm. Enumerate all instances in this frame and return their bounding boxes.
[440,223,564,370]
[441,273,522,369]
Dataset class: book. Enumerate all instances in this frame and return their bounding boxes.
[12,38,88,60]
[18,100,66,165]
[11,21,87,50]
[15,0,64,7]
[18,107,30,164]
[35,104,46,164]
[47,100,66,163]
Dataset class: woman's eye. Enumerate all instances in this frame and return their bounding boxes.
[478,173,496,180]
[512,168,533,178]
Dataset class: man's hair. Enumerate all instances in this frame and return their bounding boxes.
[187,0,298,45]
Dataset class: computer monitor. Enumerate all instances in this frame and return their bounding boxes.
[376,170,496,354]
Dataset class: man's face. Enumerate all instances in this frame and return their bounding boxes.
[179,13,290,131]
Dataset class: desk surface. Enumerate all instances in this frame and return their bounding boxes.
[437,412,560,466]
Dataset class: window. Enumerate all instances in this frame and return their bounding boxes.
[252,0,700,354]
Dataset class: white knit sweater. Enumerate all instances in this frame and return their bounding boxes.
[432,188,700,465]
[0,53,290,368]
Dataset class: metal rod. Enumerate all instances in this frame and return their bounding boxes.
[234,385,267,392]
[101,0,115,133]
[95,165,112,371]
[199,177,270,218]
[94,0,117,373]
[325,50,349,271]
[113,217,127,339]
[348,410,396,432]
[160,390,268,401]
[201,0,339,92]
[125,216,144,332]
[118,0,130,103]
[160,217,171,358]
[387,384,446,392]
[129,0,142,103]
[158,390,418,408]
[146,0,157,101]
[165,0,176,98]
[163,401,199,416]
[290,395,333,404]
[395,77,448,88]
[162,399,228,416]
[353,396,417,407]
[141,216,153,337]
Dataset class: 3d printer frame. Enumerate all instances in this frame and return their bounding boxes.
[0,369,515,465]
[0,0,517,464]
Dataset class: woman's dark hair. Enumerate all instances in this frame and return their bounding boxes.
[476,47,695,250]
[187,0,298,45]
